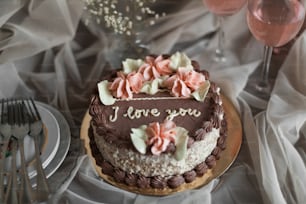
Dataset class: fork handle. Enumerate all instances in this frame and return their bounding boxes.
[0,157,4,202]
[0,140,9,202]
[18,140,35,203]
[7,140,19,204]
[33,133,50,201]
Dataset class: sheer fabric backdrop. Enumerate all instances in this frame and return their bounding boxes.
[0,0,305,203]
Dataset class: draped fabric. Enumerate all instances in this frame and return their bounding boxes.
[0,0,305,203]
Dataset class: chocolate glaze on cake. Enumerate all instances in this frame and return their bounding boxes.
[88,52,227,190]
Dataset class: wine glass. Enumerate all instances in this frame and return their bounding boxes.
[246,0,305,98]
[202,0,247,62]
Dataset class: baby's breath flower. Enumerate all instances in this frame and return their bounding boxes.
[83,0,166,36]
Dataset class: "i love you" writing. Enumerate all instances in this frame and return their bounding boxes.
[109,106,201,122]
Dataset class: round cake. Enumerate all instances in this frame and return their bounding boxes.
[88,52,228,193]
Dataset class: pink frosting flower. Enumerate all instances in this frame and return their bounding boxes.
[109,71,144,99]
[127,71,144,93]
[138,55,172,81]
[164,68,206,97]
[146,120,177,155]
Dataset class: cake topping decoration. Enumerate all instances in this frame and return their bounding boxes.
[113,169,126,183]
[97,52,211,105]
[164,67,210,100]
[167,175,185,189]
[165,108,201,121]
[122,58,144,74]
[136,175,151,189]
[183,170,197,183]
[146,120,177,155]
[151,176,167,189]
[97,80,116,105]
[130,120,188,161]
[109,71,144,99]
[194,128,206,141]
[195,162,208,176]
[108,105,201,122]
[139,78,162,95]
[125,173,137,186]
[138,55,172,81]
[123,107,160,119]
[169,52,193,70]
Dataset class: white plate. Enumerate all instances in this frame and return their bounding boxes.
[35,102,71,181]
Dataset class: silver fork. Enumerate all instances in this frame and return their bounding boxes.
[6,138,18,204]
[5,101,19,204]
[25,98,50,202]
[11,100,34,204]
[0,99,12,203]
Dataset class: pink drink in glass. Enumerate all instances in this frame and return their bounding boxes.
[203,0,247,16]
[247,0,305,47]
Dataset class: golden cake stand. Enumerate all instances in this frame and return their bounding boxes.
[80,94,242,196]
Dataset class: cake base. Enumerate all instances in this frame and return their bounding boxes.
[80,94,242,196]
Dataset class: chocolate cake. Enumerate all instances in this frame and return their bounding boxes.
[88,52,227,192]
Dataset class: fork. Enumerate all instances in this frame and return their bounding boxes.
[4,101,19,204]
[6,138,18,204]
[25,98,50,202]
[10,100,35,203]
[0,99,12,203]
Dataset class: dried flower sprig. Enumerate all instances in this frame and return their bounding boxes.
[83,0,166,36]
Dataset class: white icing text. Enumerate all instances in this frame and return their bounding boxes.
[166,108,201,121]
[109,106,201,122]
[109,106,119,122]
[123,106,160,119]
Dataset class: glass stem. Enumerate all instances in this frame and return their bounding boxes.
[215,16,226,62]
[258,45,273,90]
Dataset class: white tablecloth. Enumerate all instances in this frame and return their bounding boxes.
[0,0,305,204]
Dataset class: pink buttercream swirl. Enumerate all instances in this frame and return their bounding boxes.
[146,120,177,155]
[138,55,172,81]
[164,68,206,98]
[109,71,144,99]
